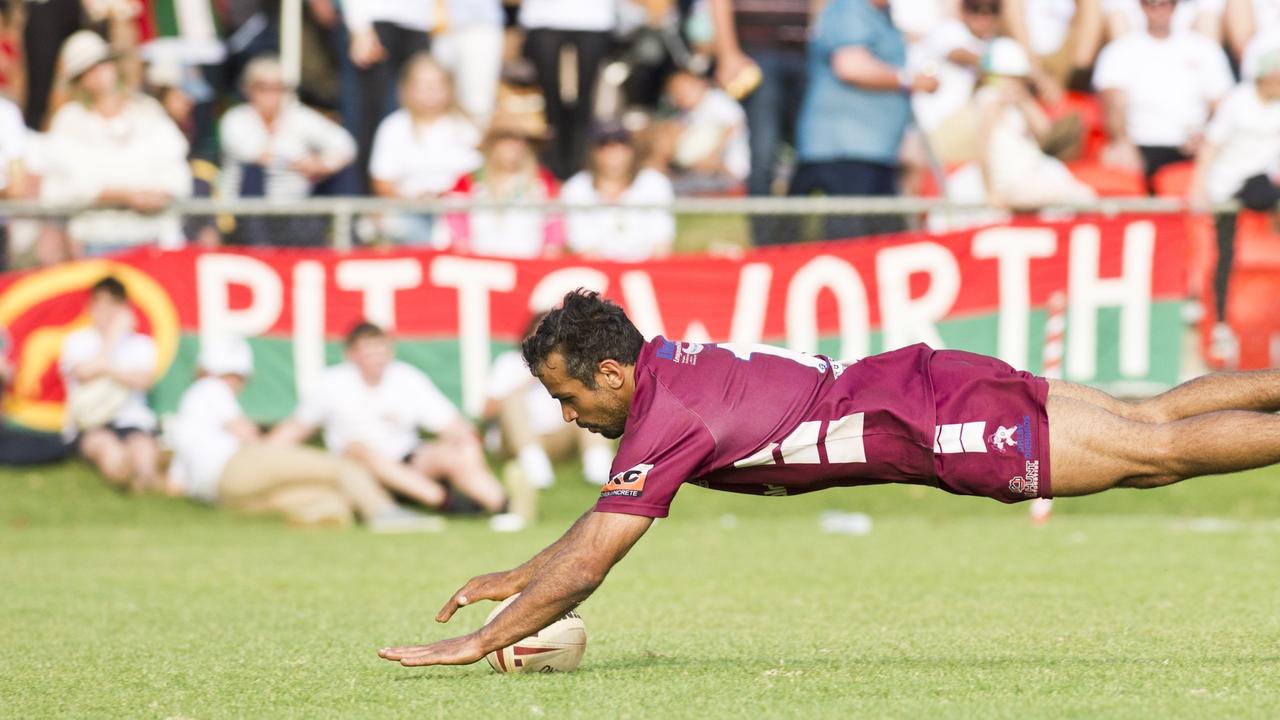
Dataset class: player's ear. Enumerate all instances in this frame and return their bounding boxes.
[598,359,625,390]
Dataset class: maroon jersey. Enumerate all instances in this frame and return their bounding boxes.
[595,338,1051,518]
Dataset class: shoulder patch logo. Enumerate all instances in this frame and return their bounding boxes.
[600,463,653,498]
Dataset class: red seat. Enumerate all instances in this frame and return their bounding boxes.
[1067,161,1146,196]
[1152,161,1197,198]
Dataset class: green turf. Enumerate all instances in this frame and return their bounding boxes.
[3,461,1280,719]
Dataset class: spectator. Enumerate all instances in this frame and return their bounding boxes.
[41,31,192,255]
[0,327,69,466]
[1225,0,1280,62]
[520,0,618,178]
[1002,0,1103,102]
[972,38,1096,208]
[1191,49,1280,369]
[267,322,509,520]
[433,0,504,124]
[0,93,27,267]
[483,315,615,492]
[58,277,160,492]
[22,0,82,130]
[650,68,750,195]
[791,0,937,239]
[1104,0,1223,41]
[369,52,481,245]
[220,55,355,246]
[168,336,442,531]
[1093,0,1234,193]
[145,59,220,248]
[436,109,564,258]
[562,120,676,260]
[910,0,1002,144]
[708,0,812,245]
[343,0,437,192]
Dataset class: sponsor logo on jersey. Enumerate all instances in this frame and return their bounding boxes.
[1019,415,1033,460]
[601,463,653,497]
[656,340,702,365]
[1009,460,1041,497]
[989,425,1018,452]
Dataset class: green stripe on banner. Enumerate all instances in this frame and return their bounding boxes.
[153,0,179,38]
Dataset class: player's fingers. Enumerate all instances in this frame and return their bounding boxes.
[378,645,424,660]
[435,590,472,622]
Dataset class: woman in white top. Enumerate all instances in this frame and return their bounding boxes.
[169,336,441,531]
[370,53,482,244]
[41,31,192,255]
[562,120,676,261]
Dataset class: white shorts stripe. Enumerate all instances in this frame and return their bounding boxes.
[936,423,963,453]
[959,421,987,453]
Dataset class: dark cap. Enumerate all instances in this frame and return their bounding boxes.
[588,119,632,146]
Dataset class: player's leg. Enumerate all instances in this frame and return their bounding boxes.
[78,429,131,489]
[1048,370,1280,424]
[1048,394,1280,496]
[410,438,506,512]
[122,431,161,493]
[344,440,447,509]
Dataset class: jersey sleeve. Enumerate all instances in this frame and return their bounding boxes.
[594,381,717,518]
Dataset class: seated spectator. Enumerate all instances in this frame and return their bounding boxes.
[483,315,615,493]
[435,110,563,258]
[971,39,1096,208]
[562,120,676,261]
[220,55,356,247]
[1191,49,1280,368]
[650,68,750,195]
[370,53,482,245]
[267,322,510,522]
[0,329,69,466]
[1225,0,1280,63]
[168,336,442,531]
[1093,0,1233,192]
[911,0,1001,148]
[41,31,192,255]
[1002,0,1103,102]
[1104,0,1222,41]
[58,277,160,492]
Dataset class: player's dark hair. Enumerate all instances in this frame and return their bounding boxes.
[90,276,127,302]
[521,290,644,389]
[345,321,386,347]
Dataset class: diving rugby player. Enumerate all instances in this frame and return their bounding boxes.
[380,290,1280,667]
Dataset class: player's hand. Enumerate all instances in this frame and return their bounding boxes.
[436,570,524,623]
[379,633,485,667]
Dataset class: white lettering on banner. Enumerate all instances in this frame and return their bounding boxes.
[335,259,423,330]
[293,261,326,403]
[430,256,517,416]
[196,254,282,343]
[971,228,1058,369]
[528,267,608,311]
[876,241,961,351]
[1067,221,1154,380]
[785,256,870,361]
[728,263,772,344]
[733,412,866,468]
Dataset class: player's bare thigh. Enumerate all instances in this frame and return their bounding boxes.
[1046,394,1170,496]
[1046,379,1152,421]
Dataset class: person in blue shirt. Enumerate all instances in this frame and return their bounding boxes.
[791,0,938,239]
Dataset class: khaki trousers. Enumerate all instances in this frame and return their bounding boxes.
[218,444,391,527]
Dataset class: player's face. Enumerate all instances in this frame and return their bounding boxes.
[536,352,631,439]
[347,336,393,382]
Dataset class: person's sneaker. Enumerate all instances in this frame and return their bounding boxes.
[489,512,528,533]
[1209,322,1239,370]
[367,505,446,534]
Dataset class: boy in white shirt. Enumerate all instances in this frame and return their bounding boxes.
[269,322,507,517]
[169,336,441,531]
[58,277,160,492]
[651,68,751,195]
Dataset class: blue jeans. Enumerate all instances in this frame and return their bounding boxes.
[741,47,808,246]
[786,159,905,241]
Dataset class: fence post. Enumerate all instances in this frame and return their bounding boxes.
[332,201,354,251]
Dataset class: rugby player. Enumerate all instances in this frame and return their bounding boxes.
[380,290,1280,667]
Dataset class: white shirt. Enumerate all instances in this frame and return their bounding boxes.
[295,361,461,460]
[485,351,564,437]
[0,97,26,192]
[172,376,244,502]
[1093,32,1234,146]
[58,327,157,438]
[681,88,750,181]
[343,0,435,31]
[1024,0,1076,55]
[370,110,482,197]
[1204,83,1280,202]
[519,0,617,31]
[42,96,192,248]
[220,101,356,200]
[562,168,675,261]
[446,0,503,27]
[909,18,988,131]
[892,0,947,39]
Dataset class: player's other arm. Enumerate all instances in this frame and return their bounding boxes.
[379,511,652,667]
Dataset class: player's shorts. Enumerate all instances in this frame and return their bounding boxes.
[928,350,1051,503]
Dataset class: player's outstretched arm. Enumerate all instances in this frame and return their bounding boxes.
[378,511,652,667]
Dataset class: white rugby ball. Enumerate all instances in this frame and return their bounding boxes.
[484,594,587,674]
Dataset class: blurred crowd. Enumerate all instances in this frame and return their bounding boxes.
[0,0,1265,265]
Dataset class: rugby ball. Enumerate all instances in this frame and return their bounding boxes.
[484,594,587,674]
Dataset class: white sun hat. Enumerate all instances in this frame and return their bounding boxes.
[198,336,254,377]
[982,37,1032,78]
[59,30,116,84]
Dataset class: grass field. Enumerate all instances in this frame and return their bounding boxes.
[4,460,1280,719]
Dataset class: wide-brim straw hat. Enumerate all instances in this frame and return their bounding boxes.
[59,30,118,84]
[482,88,552,148]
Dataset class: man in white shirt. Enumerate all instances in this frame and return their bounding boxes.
[1093,0,1234,191]
[269,322,507,517]
[1191,49,1280,368]
[169,336,442,531]
[58,277,160,492]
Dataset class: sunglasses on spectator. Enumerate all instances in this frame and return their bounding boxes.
[965,4,1001,14]
[1140,0,1177,7]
